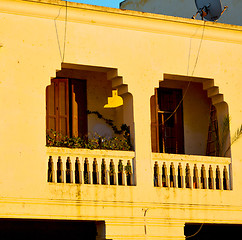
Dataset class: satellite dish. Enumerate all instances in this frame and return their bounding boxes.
[192,0,228,21]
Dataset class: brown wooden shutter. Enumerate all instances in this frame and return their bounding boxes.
[70,79,87,137]
[157,88,184,154]
[46,78,70,138]
[46,81,56,135]
[150,89,159,152]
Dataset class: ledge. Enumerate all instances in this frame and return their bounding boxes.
[152,152,231,165]
[46,146,135,159]
[1,0,241,44]
[21,0,242,31]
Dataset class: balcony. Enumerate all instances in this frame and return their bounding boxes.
[47,147,135,186]
[46,148,232,192]
[152,153,231,190]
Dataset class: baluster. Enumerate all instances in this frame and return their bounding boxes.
[178,163,183,188]
[47,156,55,183]
[123,160,128,186]
[162,162,168,187]
[75,157,81,184]
[170,162,176,188]
[80,157,85,184]
[223,166,229,190]
[118,160,124,186]
[125,160,132,186]
[97,158,102,184]
[92,158,98,184]
[200,164,207,189]
[208,165,214,189]
[106,159,110,185]
[101,159,107,185]
[84,158,90,184]
[193,164,199,189]
[57,156,64,183]
[154,161,160,187]
[215,165,221,190]
[109,159,116,185]
[185,163,191,188]
[66,157,73,183]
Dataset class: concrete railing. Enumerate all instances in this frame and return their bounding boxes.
[152,153,232,190]
[47,147,135,186]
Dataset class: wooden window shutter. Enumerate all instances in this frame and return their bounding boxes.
[157,88,184,154]
[46,78,70,138]
[46,81,56,135]
[150,89,159,152]
[70,79,87,137]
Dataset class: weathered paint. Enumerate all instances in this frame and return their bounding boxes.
[0,0,242,239]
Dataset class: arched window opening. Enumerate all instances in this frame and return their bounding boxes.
[46,64,134,151]
[150,76,231,157]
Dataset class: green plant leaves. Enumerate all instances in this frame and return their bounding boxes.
[46,131,132,151]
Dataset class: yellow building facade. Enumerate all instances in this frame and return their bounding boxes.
[0,0,242,239]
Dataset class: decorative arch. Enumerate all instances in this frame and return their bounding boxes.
[47,63,135,149]
[150,74,231,157]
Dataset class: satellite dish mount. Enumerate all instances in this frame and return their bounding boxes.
[192,0,228,21]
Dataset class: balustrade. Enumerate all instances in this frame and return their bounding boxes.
[47,148,135,186]
[153,153,231,190]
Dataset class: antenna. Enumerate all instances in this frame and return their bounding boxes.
[192,0,228,21]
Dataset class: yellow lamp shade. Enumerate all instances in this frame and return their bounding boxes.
[104,90,123,108]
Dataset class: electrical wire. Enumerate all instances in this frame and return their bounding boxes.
[62,1,68,62]
[142,208,149,240]
[54,1,68,63]
[54,6,64,61]
[164,21,206,124]
[186,223,204,239]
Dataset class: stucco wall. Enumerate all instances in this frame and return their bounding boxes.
[120,0,242,26]
[0,1,242,239]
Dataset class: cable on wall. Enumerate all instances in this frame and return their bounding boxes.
[54,1,68,63]
[186,223,204,239]
[62,0,68,62]
[164,21,206,124]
